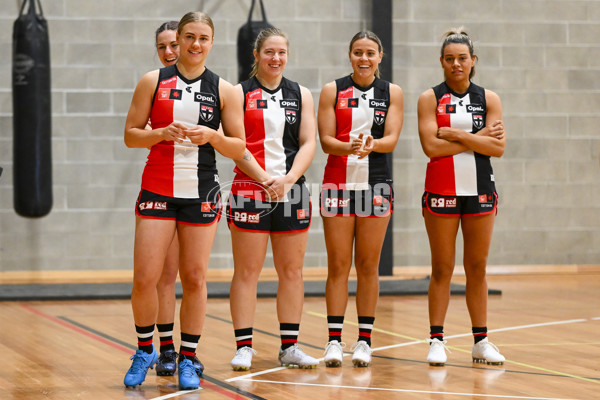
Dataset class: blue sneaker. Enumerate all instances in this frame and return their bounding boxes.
[192,356,205,376]
[178,359,200,390]
[124,346,158,388]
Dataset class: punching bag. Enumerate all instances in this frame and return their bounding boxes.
[12,0,52,218]
[236,0,274,83]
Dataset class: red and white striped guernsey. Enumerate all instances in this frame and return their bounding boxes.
[425,81,496,196]
[322,75,392,190]
[142,65,221,199]
[232,76,304,201]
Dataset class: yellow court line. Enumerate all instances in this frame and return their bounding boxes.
[306,311,600,385]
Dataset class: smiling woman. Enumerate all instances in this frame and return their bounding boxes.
[317,30,404,368]
[121,11,245,391]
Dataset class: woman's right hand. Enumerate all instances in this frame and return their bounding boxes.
[161,122,187,143]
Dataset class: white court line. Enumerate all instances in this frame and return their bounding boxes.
[592,317,600,320]
[372,318,588,352]
[149,388,201,400]
[241,379,582,400]
[226,317,591,382]
[227,365,287,382]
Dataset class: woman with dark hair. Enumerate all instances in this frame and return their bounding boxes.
[227,27,318,371]
[123,12,245,390]
[318,31,404,368]
[417,27,506,366]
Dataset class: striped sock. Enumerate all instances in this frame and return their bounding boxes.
[280,323,299,350]
[357,316,375,346]
[179,332,201,361]
[473,326,487,344]
[430,325,444,342]
[135,324,155,354]
[235,327,253,349]
[157,323,175,353]
[327,315,344,343]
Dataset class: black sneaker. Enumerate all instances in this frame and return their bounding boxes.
[192,356,205,376]
[156,349,177,376]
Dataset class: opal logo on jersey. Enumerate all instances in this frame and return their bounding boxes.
[472,114,484,129]
[280,99,298,110]
[373,195,384,206]
[201,202,214,212]
[138,201,167,211]
[369,99,387,109]
[431,197,456,208]
[445,104,456,113]
[201,105,214,122]
[467,104,484,113]
[195,92,216,104]
[285,109,297,124]
[374,110,386,125]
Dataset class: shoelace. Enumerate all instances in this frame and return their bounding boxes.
[236,347,257,357]
[426,338,452,354]
[128,352,150,373]
[481,340,500,353]
[350,341,372,354]
[179,359,196,377]
[324,341,346,356]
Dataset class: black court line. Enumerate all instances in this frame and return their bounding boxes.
[59,316,268,400]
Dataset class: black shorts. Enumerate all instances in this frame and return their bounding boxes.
[422,191,497,217]
[226,183,311,233]
[320,183,394,217]
[135,189,222,225]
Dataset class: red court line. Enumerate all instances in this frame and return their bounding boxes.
[20,304,259,400]
[21,304,132,353]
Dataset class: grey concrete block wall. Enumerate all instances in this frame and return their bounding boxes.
[1,0,599,274]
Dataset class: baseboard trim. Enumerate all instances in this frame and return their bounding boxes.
[1,264,598,285]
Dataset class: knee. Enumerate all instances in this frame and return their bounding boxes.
[464,261,487,282]
[430,263,454,284]
[276,265,303,284]
[179,268,207,293]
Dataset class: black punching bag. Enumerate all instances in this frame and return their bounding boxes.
[12,0,52,218]
[237,0,274,83]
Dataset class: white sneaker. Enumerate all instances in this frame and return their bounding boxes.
[427,338,450,366]
[278,344,319,368]
[231,347,257,371]
[472,338,505,365]
[350,341,372,367]
[323,340,345,367]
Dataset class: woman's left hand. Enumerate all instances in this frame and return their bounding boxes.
[262,176,292,202]
[184,125,216,146]
[356,135,374,159]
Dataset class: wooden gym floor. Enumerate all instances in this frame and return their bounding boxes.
[0,269,598,399]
